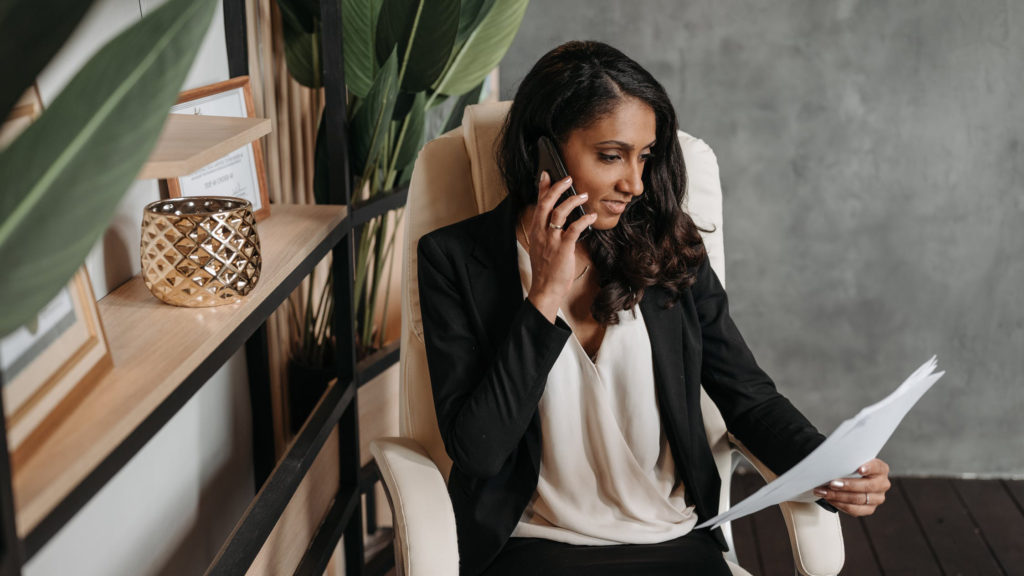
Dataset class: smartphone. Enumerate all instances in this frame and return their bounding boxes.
[537,136,590,234]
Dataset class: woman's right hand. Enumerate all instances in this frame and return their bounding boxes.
[524,171,598,323]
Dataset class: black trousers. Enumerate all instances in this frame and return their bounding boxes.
[478,529,733,576]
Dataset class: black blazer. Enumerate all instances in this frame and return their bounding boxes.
[417,197,826,576]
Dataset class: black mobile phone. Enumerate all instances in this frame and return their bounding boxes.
[537,136,590,234]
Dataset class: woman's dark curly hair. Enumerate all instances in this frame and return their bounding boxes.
[498,40,708,324]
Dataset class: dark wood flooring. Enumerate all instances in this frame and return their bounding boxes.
[730,473,1024,576]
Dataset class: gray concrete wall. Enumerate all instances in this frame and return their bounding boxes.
[501,0,1023,476]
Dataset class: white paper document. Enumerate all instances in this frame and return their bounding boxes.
[696,356,944,529]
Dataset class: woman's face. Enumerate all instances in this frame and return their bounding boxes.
[560,96,657,230]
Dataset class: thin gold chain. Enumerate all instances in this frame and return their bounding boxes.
[519,215,589,281]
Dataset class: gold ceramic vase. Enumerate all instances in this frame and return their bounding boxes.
[141,197,262,307]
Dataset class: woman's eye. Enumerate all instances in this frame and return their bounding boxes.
[599,153,621,162]
[640,153,654,162]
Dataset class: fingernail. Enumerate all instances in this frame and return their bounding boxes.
[860,465,868,474]
[830,480,844,489]
[579,193,588,199]
[565,176,573,184]
[814,488,827,497]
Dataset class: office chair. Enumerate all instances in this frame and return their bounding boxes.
[370,102,845,576]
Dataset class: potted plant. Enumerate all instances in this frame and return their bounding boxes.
[277,0,529,426]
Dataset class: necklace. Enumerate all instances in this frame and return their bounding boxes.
[519,216,590,281]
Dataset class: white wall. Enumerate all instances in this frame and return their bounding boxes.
[25,1,255,574]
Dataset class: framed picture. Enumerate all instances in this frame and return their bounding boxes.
[167,76,271,220]
[1,86,112,455]
[1,268,112,453]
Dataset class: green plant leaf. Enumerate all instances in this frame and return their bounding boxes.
[350,48,398,185]
[442,80,484,134]
[278,0,321,88]
[396,162,414,187]
[278,0,317,30]
[342,0,381,98]
[434,0,527,96]
[0,0,96,119]
[374,0,459,93]
[313,112,329,205]
[0,0,218,336]
[424,89,450,109]
[391,92,417,123]
[454,0,495,48]
[392,91,425,173]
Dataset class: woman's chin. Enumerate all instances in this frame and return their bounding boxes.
[590,214,622,230]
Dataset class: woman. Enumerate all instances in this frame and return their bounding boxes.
[417,41,891,576]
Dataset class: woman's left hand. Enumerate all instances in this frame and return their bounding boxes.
[814,458,891,517]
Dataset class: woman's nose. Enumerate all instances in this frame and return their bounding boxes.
[617,162,644,196]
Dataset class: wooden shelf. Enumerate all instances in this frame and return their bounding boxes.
[11,205,347,542]
[137,114,272,180]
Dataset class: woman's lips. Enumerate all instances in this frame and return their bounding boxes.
[601,199,629,215]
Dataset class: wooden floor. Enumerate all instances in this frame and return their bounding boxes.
[730,472,1024,576]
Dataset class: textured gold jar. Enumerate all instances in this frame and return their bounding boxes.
[141,197,262,307]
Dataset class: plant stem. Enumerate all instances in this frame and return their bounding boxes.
[312,20,321,90]
[353,217,375,311]
[313,267,332,346]
[302,268,316,358]
[425,15,483,112]
[361,215,385,346]
[375,207,404,348]
[395,0,425,91]
[385,110,412,189]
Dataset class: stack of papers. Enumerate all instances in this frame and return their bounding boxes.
[697,356,944,529]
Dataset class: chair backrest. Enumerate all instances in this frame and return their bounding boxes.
[400,102,729,490]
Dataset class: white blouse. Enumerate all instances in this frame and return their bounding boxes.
[510,242,698,545]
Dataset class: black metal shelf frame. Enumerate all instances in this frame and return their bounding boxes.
[20,209,348,560]
[0,1,406,575]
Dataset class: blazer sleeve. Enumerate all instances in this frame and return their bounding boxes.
[691,255,827,475]
[417,233,571,478]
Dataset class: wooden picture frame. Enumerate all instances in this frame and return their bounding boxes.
[1,85,112,455]
[1,268,112,453]
[167,76,271,220]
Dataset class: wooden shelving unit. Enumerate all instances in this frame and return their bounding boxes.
[136,114,271,180]
[11,205,346,544]
[0,1,400,574]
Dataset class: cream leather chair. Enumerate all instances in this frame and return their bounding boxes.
[370,102,845,576]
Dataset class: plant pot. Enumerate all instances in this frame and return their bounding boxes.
[287,359,334,434]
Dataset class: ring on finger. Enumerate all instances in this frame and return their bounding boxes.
[548,222,564,230]
[864,493,870,505]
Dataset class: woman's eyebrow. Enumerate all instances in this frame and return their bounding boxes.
[594,139,657,150]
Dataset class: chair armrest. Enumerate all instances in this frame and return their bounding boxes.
[370,437,459,576]
[728,434,845,576]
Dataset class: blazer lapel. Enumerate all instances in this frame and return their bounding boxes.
[641,286,691,463]
[464,196,545,476]
[465,197,523,354]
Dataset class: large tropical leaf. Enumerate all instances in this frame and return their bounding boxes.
[279,0,318,23]
[341,0,381,99]
[454,0,496,48]
[349,49,399,183]
[313,113,329,205]
[374,0,459,93]
[278,0,321,88]
[391,92,417,124]
[0,0,218,336]
[392,91,425,174]
[442,80,484,134]
[0,0,96,119]
[434,0,528,96]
